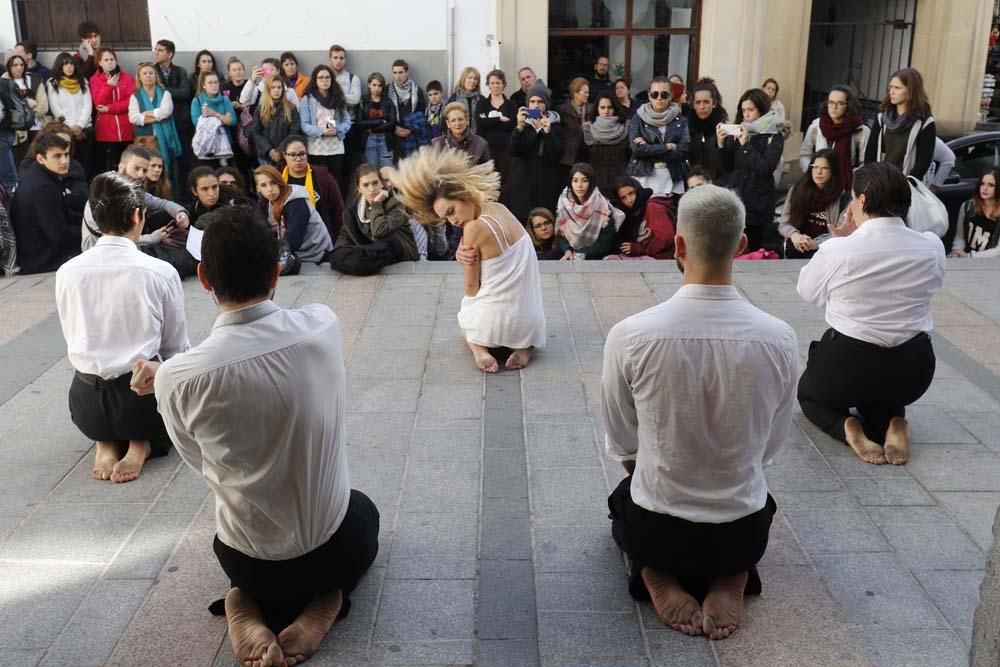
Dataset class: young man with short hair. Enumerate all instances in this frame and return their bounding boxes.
[388,59,430,158]
[133,206,379,665]
[73,21,101,79]
[57,171,188,483]
[328,45,361,118]
[154,39,193,185]
[589,55,612,96]
[10,134,89,274]
[14,41,51,81]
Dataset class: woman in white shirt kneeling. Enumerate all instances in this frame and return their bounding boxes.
[796,162,945,466]
[392,145,546,373]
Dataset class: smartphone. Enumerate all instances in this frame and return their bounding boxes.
[720,123,743,136]
[526,108,542,120]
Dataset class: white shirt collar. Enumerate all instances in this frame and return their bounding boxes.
[213,300,280,329]
[853,216,906,237]
[675,283,744,301]
[94,235,138,250]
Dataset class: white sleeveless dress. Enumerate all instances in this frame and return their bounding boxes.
[457,204,547,349]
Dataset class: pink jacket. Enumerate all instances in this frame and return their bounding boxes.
[90,70,135,143]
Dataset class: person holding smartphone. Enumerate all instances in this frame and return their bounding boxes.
[500,80,564,221]
[90,47,135,173]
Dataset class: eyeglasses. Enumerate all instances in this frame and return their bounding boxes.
[827,101,848,108]
[284,151,307,159]
[648,91,670,100]
[316,75,332,80]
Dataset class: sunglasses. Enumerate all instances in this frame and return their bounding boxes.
[648,91,670,100]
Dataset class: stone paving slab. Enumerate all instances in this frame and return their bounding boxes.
[1,259,999,665]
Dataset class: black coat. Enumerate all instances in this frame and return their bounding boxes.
[502,123,565,220]
[475,96,517,154]
[250,104,302,159]
[11,162,88,274]
[157,63,192,131]
[354,96,397,150]
[719,132,784,223]
[686,107,727,179]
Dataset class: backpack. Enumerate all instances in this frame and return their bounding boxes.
[0,79,36,131]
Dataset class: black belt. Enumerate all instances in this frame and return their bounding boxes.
[75,370,132,388]
[830,329,930,350]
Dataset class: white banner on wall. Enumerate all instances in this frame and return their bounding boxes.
[147,1,448,52]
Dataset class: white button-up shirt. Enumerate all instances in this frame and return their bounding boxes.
[55,235,189,379]
[797,217,945,347]
[602,284,799,524]
[154,301,351,561]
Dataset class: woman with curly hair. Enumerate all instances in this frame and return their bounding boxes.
[393,146,546,372]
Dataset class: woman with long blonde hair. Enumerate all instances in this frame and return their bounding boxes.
[448,66,483,133]
[393,146,546,372]
[250,74,301,165]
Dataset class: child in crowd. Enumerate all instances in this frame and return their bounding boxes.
[426,80,445,139]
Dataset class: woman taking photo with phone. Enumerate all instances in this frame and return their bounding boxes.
[90,47,135,172]
[503,81,564,220]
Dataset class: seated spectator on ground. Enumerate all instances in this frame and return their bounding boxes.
[432,102,491,165]
[583,90,630,196]
[950,167,1000,258]
[189,167,252,225]
[425,80,445,139]
[279,51,311,100]
[251,75,301,166]
[797,162,945,466]
[603,184,798,641]
[717,88,784,252]
[280,135,345,243]
[134,206,378,665]
[555,162,624,260]
[356,73,396,168]
[73,21,100,79]
[18,121,86,182]
[254,165,333,265]
[10,134,88,274]
[299,65,351,190]
[627,76,689,196]
[502,80,564,220]
[526,207,563,260]
[779,149,849,259]
[215,166,249,197]
[330,163,418,275]
[379,165,449,261]
[388,60,431,159]
[144,147,173,201]
[612,176,677,260]
[57,171,189,484]
[395,145,546,372]
[81,145,195,278]
[686,167,712,189]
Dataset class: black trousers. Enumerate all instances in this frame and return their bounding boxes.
[211,489,380,632]
[68,371,171,455]
[330,236,404,276]
[609,476,776,602]
[797,328,936,444]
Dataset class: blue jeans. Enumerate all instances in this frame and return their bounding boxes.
[0,132,18,192]
[364,134,394,167]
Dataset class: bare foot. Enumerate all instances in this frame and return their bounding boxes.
[505,347,534,370]
[278,589,343,665]
[702,571,748,640]
[110,441,151,484]
[884,417,909,465]
[226,588,285,667]
[470,346,499,373]
[91,441,120,481]
[641,567,703,636]
[844,417,886,465]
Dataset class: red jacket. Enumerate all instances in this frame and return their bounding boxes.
[90,70,135,143]
[632,194,677,259]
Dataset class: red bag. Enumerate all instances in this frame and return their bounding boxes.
[735,248,780,260]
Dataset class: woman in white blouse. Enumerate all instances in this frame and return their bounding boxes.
[796,161,945,466]
[47,52,94,176]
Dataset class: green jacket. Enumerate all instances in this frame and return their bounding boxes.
[337,193,418,261]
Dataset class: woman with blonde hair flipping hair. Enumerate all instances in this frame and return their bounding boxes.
[394,146,546,372]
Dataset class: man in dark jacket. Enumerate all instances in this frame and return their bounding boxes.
[154,39,192,188]
[11,134,89,274]
[15,41,51,82]
[588,56,612,97]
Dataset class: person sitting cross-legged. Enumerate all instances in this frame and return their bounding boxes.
[56,172,189,483]
[132,206,380,665]
[603,184,798,640]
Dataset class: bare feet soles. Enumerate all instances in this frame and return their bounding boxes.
[278,589,344,665]
[505,347,534,370]
[469,345,499,373]
[844,417,886,465]
[642,567,703,636]
[884,417,909,465]
[225,588,285,667]
[91,441,120,480]
[110,441,151,484]
[702,571,748,640]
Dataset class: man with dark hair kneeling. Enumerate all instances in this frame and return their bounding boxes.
[602,184,798,639]
[56,172,188,482]
[131,206,379,665]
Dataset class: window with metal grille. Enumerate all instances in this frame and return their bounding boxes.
[14,0,151,51]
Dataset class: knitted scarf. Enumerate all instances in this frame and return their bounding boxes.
[615,177,653,243]
[881,107,916,132]
[745,109,780,136]
[135,85,183,171]
[637,102,680,127]
[452,89,483,131]
[59,76,81,95]
[588,115,626,144]
[312,88,336,109]
[444,127,475,151]
[819,110,863,188]
[283,164,316,208]
[388,79,418,118]
[556,185,621,249]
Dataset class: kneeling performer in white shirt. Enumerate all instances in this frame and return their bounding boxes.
[56,172,189,483]
[602,185,798,640]
[132,207,379,666]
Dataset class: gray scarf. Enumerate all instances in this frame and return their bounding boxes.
[452,89,483,131]
[588,115,626,144]
[881,107,916,133]
[388,79,418,118]
[637,102,681,127]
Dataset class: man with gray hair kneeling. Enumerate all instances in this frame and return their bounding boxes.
[602,184,798,639]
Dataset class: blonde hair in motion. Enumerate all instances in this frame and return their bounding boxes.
[391,146,500,226]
